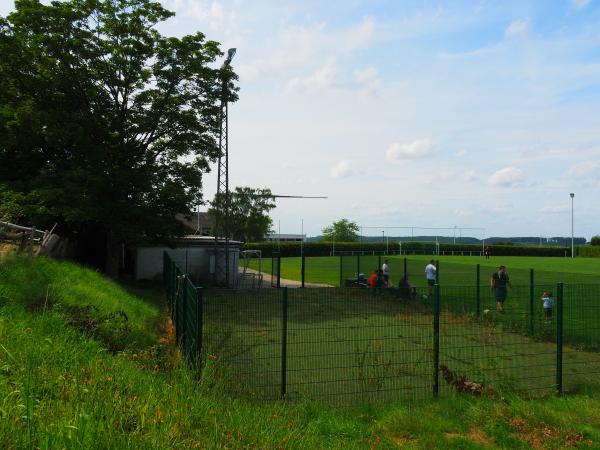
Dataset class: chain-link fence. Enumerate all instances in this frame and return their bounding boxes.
[164,252,600,407]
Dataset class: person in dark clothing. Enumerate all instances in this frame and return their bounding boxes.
[490,265,512,312]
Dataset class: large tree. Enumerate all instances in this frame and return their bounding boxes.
[209,187,276,242]
[322,219,359,242]
[0,0,237,275]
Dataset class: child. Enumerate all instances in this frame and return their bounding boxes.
[542,291,554,323]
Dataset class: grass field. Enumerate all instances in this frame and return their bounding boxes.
[203,287,600,408]
[3,256,600,447]
[246,254,600,287]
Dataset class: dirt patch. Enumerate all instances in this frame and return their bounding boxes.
[467,428,493,447]
[62,304,130,353]
[508,417,591,449]
[444,432,461,439]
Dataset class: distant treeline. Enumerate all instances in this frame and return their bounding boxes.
[305,236,588,246]
[242,241,600,258]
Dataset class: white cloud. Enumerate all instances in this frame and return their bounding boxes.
[454,209,474,217]
[563,161,600,179]
[180,0,238,32]
[343,16,375,52]
[386,139,434,162]
[286,60,336,93]
[353,67,381,95]
[238,16,375,82]
[539,205,570,214]
[488,167,525,187]
[330,159,356,179]
[463,170,477,182]
[368,206,401,216]
[505,20,529,38]
[456,149,467,157]
[572,0,591,10]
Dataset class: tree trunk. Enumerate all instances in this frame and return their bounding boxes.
[105,230,121,278]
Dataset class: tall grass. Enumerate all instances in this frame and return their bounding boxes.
[1,256,599,448]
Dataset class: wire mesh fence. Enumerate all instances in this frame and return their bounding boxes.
[164,252,600,407]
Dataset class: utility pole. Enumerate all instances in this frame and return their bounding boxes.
[213,48,236,286]
[570,193,575,258]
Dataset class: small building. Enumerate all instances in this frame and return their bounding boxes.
[265,233,306,242]
[133,235,241,287]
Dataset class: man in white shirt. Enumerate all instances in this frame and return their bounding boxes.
[425,260,437,296]
[381,259,390,287]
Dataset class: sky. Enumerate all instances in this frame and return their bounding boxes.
[1,0,599,239]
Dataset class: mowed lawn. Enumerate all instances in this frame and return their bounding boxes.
[202,288,600,407]
[246,254,600,287]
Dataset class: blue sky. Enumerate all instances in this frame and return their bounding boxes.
[1,0,599,239]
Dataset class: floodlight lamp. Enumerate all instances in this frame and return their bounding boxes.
[570,193,575,198]
[225,48,236,65]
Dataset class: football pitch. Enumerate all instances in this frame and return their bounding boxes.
[247,254,600,287]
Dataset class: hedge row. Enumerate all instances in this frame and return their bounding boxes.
[577,245,600,257]
[242,241,574,257]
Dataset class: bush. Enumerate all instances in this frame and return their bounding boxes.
[576,245,600,257]
[591,235,600,246]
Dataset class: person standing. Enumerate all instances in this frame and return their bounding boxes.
[490,265,512,312]
[382,259,390,287]
[424,260,437,297]
[542,291,554,324]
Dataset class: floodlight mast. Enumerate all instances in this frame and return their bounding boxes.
[213,48,236,286]
[570,193,575,259]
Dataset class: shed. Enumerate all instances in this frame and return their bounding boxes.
[134,236,241,286]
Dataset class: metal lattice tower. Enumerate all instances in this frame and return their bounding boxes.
[213,48,236,286]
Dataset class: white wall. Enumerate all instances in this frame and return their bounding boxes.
[135,246,239,286]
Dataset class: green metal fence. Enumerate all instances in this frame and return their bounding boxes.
[164,252,203,369]
[164,252,600,407]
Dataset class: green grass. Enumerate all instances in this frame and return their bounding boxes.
[203,288,600,408]
[3,255,600,448]
[246,255,600,287]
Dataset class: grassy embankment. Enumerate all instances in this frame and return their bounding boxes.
[247,255,600,286]
[2,256,600,448]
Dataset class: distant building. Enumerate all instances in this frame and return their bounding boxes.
[265,233,306,242]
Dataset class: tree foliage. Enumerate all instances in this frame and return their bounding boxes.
[209,187,275,242]
[0,0,237,273]
[591,236,600,246]
[322,219,359,242]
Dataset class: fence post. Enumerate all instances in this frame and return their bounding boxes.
[171,263,176,319]
[301,253,305,288]
[556,282,564,395]
[403,257,407,282]
[339,254,343,287]
[433,283,440,398]
[277,253,281,288]
[476,264,480,317]
[196,287,203,371]
[356,254,360,282]
[435,260,440,284]
[175,272,181,344]
[181,276,187,353]
[29,226,35,256]
[281,287,288,399]
[529,269,535,334]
